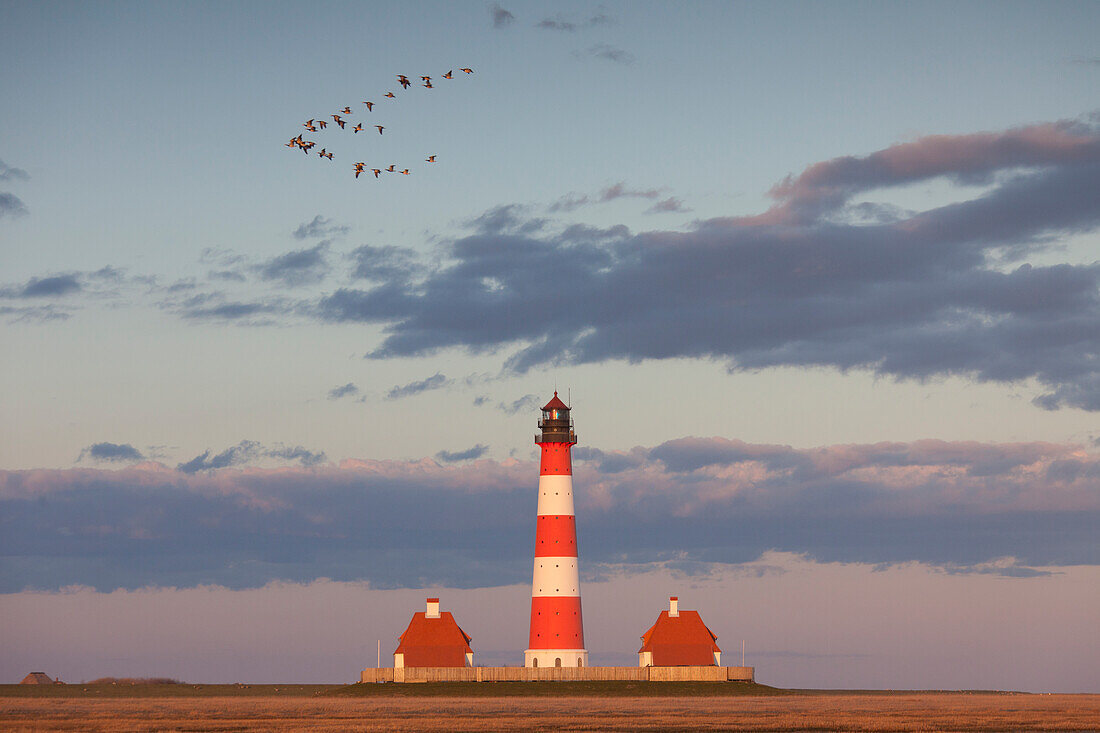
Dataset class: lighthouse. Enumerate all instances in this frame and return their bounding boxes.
[524,392,588,668]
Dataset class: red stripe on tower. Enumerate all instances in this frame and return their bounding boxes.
[524,391,588,668]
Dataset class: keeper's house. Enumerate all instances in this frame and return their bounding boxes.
[394,598,474,668]
[638,596,721,667]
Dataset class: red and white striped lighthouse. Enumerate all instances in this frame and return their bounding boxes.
[524,392,588,668]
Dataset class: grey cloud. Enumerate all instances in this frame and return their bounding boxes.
[0,193,28,218]
[0,304,72,323]
[177,440,262,473]
[293,215,349,240]
[318,117,1100,411]
[536,16,577,31]
[266,444,327,467]
[548,182,661,212]
[176,440,325,474]
[490,3,514,28]
[496,393,541,415]
[199,248,246,267]
[599,182,659,202]
[537,12,613,31]
[2,436,1097,592]
[255,242,329,286]
[78,442,145,463]
[180,300,274,321]
[327,383,360,400]
[208,269,246,282]
[473,395,490,406]
[585,44,634,64]
[16,274,82,298]
[385,372,449,400]
[0,161,29,219]
[466,204,546,235]
[645,196,690,214]
[349,245,421,282]
[573,446,645,474]
[436,444,489,462]
[0,160,30,182]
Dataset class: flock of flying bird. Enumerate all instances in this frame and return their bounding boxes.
[284,68,472,179]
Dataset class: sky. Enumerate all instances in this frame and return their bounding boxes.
[1,0,1099,690]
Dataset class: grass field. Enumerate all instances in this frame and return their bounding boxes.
[1,687,1098,732]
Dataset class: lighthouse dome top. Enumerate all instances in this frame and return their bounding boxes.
[541,391,569,412]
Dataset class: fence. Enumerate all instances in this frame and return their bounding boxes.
[360,665,754,683]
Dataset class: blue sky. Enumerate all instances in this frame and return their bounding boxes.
[2,1,1099,688]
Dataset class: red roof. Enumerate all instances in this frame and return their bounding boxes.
[394,611,473,667]
[542,391,569,411]
[639,610,721,666]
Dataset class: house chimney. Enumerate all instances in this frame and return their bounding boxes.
[669,596,679,617]
[426,597,440,618]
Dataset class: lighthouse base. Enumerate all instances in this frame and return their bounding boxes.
[524,649,588,668]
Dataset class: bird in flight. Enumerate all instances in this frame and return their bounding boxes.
[303,119,317,131]
[460,67,473,74]
[332,114,346,129]
[401,169,410,175]
[443,70,453,79]
[371,168,382,178]
[397,74,411,89]
[362,101,374,111]
[354,162,366,178]
[385,164,396,173]
[384,92,396,98]
[375,125,384,134]
[425,155,437,162]
[317,119,328,129]
[318,148,333,160]
[353,123,363,133]
[341,106,352,114]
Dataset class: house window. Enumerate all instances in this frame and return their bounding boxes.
[555,658,562,667]
[532,659,538,668]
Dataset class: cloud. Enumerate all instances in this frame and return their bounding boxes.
[496,393,541,415]
[207,269,246,282]
[349,245,421,282]
[436,444,489,462]
[0,304,72,323]
[0,193,29,219]
[265,445,327,467]
[327,383,360,400]
[318,116,1100,411]
[255,242,329,287]
[489,3,514,28]
[2,436,1097,591]
[12,274,82,298]
[536,12,612,31]
[548,182,662,213]
[584,44,634,64]
[645,196,690,214]
[0,160,30,182]
[385,372,450,400]
[78,442,145,463]
[465,204,546,235]
[177,440,263,473]
[176,440,325,473]
[163,290,294,324]
[292,215,349,240]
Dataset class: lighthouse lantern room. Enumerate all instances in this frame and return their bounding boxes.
[524,392,588,668]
